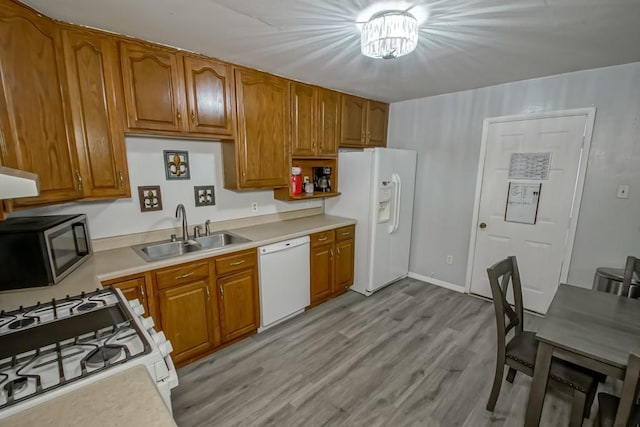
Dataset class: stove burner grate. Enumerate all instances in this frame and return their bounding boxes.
[7,318,36,330]
[3,377,28,395]
[76,302,98,312]
[85,346,124,368]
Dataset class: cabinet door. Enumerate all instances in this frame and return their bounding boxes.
[366,101,388,147]
[334,239,354,294]
[310,243,333,305]
[109,276,149,312]
[218,268,259,342]
[233,68,289,188]
[339,94,366,147]
[316,89,340,157]
[62,28,129,199]
[290,82,315,157]
[183,55,235,137]
[120,42,185,132]
[158,280,217,364]
[0,2,82,206]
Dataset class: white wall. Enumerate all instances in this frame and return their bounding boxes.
[10,137,320,239]
[389,62,640,289]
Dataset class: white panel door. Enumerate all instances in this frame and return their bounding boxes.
[469,114,587,313]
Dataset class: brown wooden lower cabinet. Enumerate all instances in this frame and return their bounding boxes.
[334,238,355,293]
[218,268,260,342]
[157,279,219,365]
[309,225,356,306]
[102,274,150,313]
[310,242,334,305]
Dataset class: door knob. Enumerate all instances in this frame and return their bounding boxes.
[479,222,487,229]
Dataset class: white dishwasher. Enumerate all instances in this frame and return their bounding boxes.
[258,236,310,332]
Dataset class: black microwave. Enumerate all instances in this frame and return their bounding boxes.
[0,214,92,291]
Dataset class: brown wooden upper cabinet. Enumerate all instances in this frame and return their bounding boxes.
[62,27,130,199]
[340,94,388,148]
[223,68,289,190]
[120,41,234,139]
[290,83,339,158]
[183,55,235,137]
[120,41,185,133]
[0,0,82,207]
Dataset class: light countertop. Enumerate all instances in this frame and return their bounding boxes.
[0,365,176,427]
[0,214,355,311]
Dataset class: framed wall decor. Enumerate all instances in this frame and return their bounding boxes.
[138,185,163,212]
[164,150,190,180]
[194,185,215,207]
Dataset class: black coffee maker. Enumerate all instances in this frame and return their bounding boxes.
[312,166,332,193]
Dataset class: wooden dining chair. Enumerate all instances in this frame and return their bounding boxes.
[595,350,640,427]
[622,256,640,298]
[486,256,601,427]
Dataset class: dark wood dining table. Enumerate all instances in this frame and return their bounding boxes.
[524,284,640,427]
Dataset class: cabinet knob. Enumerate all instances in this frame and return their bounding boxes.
[479,222,487,229]
[177,111,182,121]
[118,171,124,189]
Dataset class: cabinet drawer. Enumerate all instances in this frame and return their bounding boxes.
[336,225,355,241]
[310,230,335,247]
[215,249,256,275]
[155,261,210,290]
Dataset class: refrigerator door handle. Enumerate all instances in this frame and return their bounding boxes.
[390,173,402,234]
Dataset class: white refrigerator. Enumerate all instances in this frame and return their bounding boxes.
[325,148,417,296]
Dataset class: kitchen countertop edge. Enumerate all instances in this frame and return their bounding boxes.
[0,214,356,311]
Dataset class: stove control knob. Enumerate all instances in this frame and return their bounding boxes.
[131,304,145,316]
[141,316,155,330]
[152,331,167,345]
[159,340,174,357]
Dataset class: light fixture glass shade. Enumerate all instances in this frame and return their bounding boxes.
[361,11,418,59]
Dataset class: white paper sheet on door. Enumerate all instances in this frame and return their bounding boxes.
[508,152,551,180]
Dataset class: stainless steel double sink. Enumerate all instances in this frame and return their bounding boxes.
[131,231,251,262]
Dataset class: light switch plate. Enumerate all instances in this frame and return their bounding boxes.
[617,184,630,199]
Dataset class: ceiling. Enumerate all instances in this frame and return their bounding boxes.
[23,0,640,102]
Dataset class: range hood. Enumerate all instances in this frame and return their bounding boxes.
[0,166,40,199]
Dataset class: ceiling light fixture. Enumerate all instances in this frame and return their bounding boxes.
[360,10,418,59]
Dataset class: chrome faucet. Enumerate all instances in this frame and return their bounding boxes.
[175,204,189,241]
[205,219,211,236]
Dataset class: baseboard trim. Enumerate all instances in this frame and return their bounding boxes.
[408,272,466,293]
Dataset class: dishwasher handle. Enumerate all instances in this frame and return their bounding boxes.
[259,236,310,255]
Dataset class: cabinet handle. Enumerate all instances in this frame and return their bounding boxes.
[330,249,334,259]
[337,247,341,255]
[191,110,195,123]
[219,285,224,299]
[175,271,194,280]
[318,236,328,242]
[118,171,124,189]
[177,111,182,121]
[341,232,351,236]
[229,260,246,266]
[140,284,146,301]
[205,286,211,301]
[75,170,83,191]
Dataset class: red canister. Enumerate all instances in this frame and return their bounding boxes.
[291,166,302,195]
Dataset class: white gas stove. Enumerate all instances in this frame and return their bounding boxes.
[0,287,178,419]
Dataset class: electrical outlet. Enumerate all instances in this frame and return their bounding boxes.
[251,202,258,212]
[446,255,453,265]
[617,184,630,199]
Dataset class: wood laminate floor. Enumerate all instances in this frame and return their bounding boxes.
[172,278,618,427]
